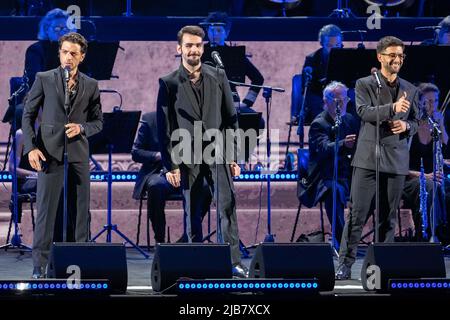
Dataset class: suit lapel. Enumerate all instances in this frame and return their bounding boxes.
[54,68,65,108]
[69,73,85,117]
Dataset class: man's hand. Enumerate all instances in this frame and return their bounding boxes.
[389,120,407,134]
[344,134,357,148]
[425,172,443,184]
[28,148,46,171]
[393,91,410,114]
[65,123,82,139]
[166,168,180,188]
[230,162,241,177]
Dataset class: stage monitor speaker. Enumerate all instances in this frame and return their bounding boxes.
[48,242,128,293]
[151,243,232,292]
[361,243,446,292]
[249,243,335,291]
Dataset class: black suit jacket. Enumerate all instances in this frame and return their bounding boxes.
[131,112,163,200]
[22,67,103,163]
[351,72,419,175]
[157,63,238,175]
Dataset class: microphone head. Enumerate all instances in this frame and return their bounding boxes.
[371,67,378,74]
[211,51,219,58]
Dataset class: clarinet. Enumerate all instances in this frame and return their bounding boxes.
[419,157,429,240]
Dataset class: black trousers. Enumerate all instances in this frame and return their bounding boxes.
[32,159,90,268]
[338,167,405,267]
[182,164,241,265]
[146,174,211,243]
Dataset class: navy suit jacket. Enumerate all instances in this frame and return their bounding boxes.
[131,112,163,200]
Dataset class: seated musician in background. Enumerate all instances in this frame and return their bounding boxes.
[201,11,265,129]
[7,106,38,234]
[132,112,212,243]
[299,81,360,250]
[295,24,344,125]
[402,83,450,243]
[25,8,75,88]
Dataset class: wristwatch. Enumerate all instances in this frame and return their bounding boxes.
[405,122,411,131]
[79,124,85,134]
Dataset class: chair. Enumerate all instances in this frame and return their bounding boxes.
[6,192,36,244]
[136,190,184,251]
[290,148,326,242]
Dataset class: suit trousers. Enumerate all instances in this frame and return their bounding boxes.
[338,167,405,267]
[183,164,241,265]
[32,158,90,268]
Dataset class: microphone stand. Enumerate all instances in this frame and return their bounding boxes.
[429,116,441,243]
[374,76,381,243]
[0,78,32,252]
[230,81,285,243]
[63,74,70,242]
[331,104,342,256]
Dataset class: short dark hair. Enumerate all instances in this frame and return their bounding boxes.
[376,36,404,53]
[177,25,205,45]
[318,24,342,44]
[417,82,440,99]
[58,32,88,54]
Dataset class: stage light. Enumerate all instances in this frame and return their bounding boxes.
[0,280,110,295]
[176,279,319,293]
[388,279,450,292]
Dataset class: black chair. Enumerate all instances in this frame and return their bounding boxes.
[136,190,184,251]
[6,192,36,245]
[290,148,326,243]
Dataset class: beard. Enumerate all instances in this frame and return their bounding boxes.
[186,54,201,67]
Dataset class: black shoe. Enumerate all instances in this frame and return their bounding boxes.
[232,263,249,278]
[32,266,46,279]
[335,263,351,280]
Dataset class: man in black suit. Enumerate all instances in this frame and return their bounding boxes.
[302,81,359,250]
[22,33,102,278]
[132,112,211,243]
[157,25,247,278]
[336,36,420,280]
[297,24,343,124]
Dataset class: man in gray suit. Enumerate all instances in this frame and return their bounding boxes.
[157,25,247,278]
[22,33,103,278]
[336,36,420,280]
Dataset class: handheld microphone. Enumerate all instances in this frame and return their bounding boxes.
[211,51,224,69]
[63,66,71,83]
[371,67,382,89]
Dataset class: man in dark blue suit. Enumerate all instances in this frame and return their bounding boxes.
[132,112,211,243]
[336,36,420,280]
[22,33,103,279]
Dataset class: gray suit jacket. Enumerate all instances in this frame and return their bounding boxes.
[22,67,103,163]
[351,72,419,175]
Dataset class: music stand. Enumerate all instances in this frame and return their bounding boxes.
[89,110,149,258]
[40,41,120,80]
[326,48,378,88]
[237,112,262,163]
[202,46,246,82]
[400,45,450,95]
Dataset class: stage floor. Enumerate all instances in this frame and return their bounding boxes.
[1,246,449,303]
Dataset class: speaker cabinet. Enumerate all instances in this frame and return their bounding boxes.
[151,243,232,292]
[249,243,335,291]
[361,243,446,291]
[48,242,128,293]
